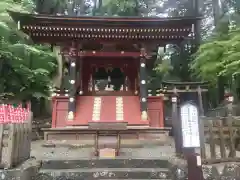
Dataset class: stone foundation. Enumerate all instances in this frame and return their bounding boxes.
[169,161,240,180]
[1,158,240,180]
[0,158,40,180]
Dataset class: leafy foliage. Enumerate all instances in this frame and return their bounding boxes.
[191,25,240,85]
[0,0,58,102]
[95,0,140,16]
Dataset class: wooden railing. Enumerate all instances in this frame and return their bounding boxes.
[200,117,240,164]
[0,115,32,169]
[206,104,240,117]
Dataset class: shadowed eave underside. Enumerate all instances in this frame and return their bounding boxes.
[8,10,202,26]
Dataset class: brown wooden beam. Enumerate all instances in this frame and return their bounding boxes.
[61,51,142,58]
[163,89,208,93]
[31,36,183,45]
[162,81,208,86]
[25,29,191,38]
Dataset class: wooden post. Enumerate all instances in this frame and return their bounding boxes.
[22,122,27,160]
[139,48,148,120]
[123,76,127,91]
[208,120,216,159]
[92,67,96,93]
[13,124,20,165]
[227,95,236,157]
[0,125,3,164]
[67,42,77,121]
[180,102,203,180]
[117,132,121,156]
[6,124,16,169]
[197,85,204,116]
[218,120,226,158]
[60,54,66,94]
[25,113,32,159]
[199,117,206,159]
[77,45,83,95]
[171,93,182,155]
[186,151,203,180]
[197,86,207,160]
[95,131,99,156]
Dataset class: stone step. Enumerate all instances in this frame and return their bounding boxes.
[38,168,171,179]
[41,159,169,169]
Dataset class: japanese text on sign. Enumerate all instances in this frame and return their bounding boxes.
[180,103,200,148]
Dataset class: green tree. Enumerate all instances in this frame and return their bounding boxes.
[190,20,240,104]
[0,0,58,103]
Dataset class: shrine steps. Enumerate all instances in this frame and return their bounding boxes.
[41,159,169,169]
[38,168,171,179]
[73,96,148,125]
[37,159,172,179]
[52,95,164,128]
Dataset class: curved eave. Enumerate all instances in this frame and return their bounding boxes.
[8,10,202,27]
[8,10,200,44]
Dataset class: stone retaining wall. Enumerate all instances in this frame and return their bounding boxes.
[0,158,40,180]
[1,159,240,180]
[169,162,240,180]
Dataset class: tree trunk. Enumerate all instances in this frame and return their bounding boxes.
[212,0,225,104]
[212,0,221,26]
[218,76,225,104]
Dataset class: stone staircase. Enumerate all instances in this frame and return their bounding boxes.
[74,96,148,125]
[36,158,172,180]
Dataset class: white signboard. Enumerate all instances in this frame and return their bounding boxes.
[180,103,200,148]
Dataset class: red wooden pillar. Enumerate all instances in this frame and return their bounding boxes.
[92,66,96,93]
[127,63,137,93]
[147,96,164,128]
[135,60,140,95]
[51,97,57,128]
[51,96,69,128]
[67,44,77,121]
[123,65,127,91]
[82,61,90,93]
[76,56,83,95]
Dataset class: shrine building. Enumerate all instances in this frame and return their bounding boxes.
[9,11,200,141]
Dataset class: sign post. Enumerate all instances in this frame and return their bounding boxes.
[171,95,183,155]
[180,102,203,180]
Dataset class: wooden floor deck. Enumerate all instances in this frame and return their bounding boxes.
[42,126,171,141]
